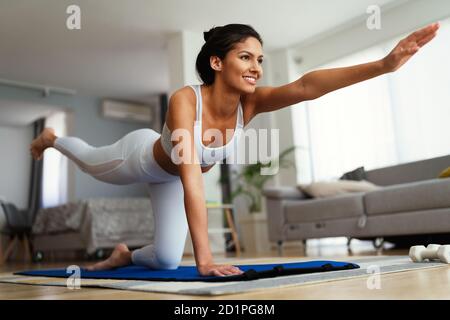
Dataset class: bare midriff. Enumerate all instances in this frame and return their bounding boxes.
[152,137,214,176]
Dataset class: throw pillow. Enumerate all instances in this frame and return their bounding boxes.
[439,167,450,178]
[298,180,380,198]
[339,166,366,181]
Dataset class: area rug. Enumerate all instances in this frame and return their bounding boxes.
[0,256,445,296]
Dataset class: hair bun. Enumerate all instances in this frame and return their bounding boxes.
[203,26,222,42]
[203,31,212,42]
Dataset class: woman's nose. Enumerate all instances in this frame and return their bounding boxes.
[250,61,262,74]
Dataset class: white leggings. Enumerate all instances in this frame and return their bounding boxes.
[54,129,188,270]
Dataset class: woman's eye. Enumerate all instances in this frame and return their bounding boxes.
[241,55,263,64]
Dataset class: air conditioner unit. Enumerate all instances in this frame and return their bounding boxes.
[101,99,153,123]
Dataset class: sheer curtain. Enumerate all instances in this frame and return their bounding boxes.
[293,47,397,182]
[384,18,450,163]
[293,17,450,183]
[42,112,68,208]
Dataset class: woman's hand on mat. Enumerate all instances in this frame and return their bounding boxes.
[382,22,439,72]
[197,263,244,277]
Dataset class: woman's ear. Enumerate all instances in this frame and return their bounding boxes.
[210,56,222,71]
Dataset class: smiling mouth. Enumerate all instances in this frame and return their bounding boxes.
[243,76,257,85]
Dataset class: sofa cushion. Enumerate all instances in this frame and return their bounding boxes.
[285,193,365,223]
[263,187,309,200]
[365,154,450,186]
[298,180,379,198]
[439,167,450,178]
[340,166,367,181]
[364,178,450,216]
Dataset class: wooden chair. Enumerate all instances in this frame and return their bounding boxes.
[0,202,33,264]
[206,203,241,257]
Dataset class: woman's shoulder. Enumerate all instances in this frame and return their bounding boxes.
[166,86,197,126]
[169,86,196,106]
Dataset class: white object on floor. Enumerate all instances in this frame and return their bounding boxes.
[409,244,450,264]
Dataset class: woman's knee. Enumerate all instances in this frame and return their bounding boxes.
[154,250,183,270]
[132,244,183,270]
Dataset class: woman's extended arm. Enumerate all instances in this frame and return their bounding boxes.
[250,22,439,115]
[168,89,243,277]
[300,60,385,100]
[302,22,439,100]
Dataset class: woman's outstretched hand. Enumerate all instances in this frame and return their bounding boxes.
[197,263,244,277]
[383,22,440,72]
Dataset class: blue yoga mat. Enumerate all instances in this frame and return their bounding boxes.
[15,260,359,282]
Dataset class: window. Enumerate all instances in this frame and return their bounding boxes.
[42,112,68,208]
[293,18,450,183]
[385,19,450,163]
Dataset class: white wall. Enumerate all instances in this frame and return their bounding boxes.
[0,124,33,208]
[265,49,300,187]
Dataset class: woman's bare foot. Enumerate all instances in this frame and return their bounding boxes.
[30,128,57,160]
[84,243,132,271]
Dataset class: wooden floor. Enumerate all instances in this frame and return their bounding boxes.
[1,242,449,300]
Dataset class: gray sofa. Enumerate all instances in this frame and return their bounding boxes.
[263,155,450,252]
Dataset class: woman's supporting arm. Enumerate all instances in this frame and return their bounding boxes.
[181,172,213,266]
[168,88,243,277]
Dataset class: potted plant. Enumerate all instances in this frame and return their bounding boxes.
[220,146,297,254]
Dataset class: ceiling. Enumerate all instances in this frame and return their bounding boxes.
[0,0,402,102]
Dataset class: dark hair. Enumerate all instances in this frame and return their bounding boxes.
[195,24,263,85]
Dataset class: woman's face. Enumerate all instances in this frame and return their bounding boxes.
[215,36,264,94]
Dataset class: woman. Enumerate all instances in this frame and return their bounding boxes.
[30,23,439,277]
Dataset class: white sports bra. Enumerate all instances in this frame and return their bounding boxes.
[160,85,244,167]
